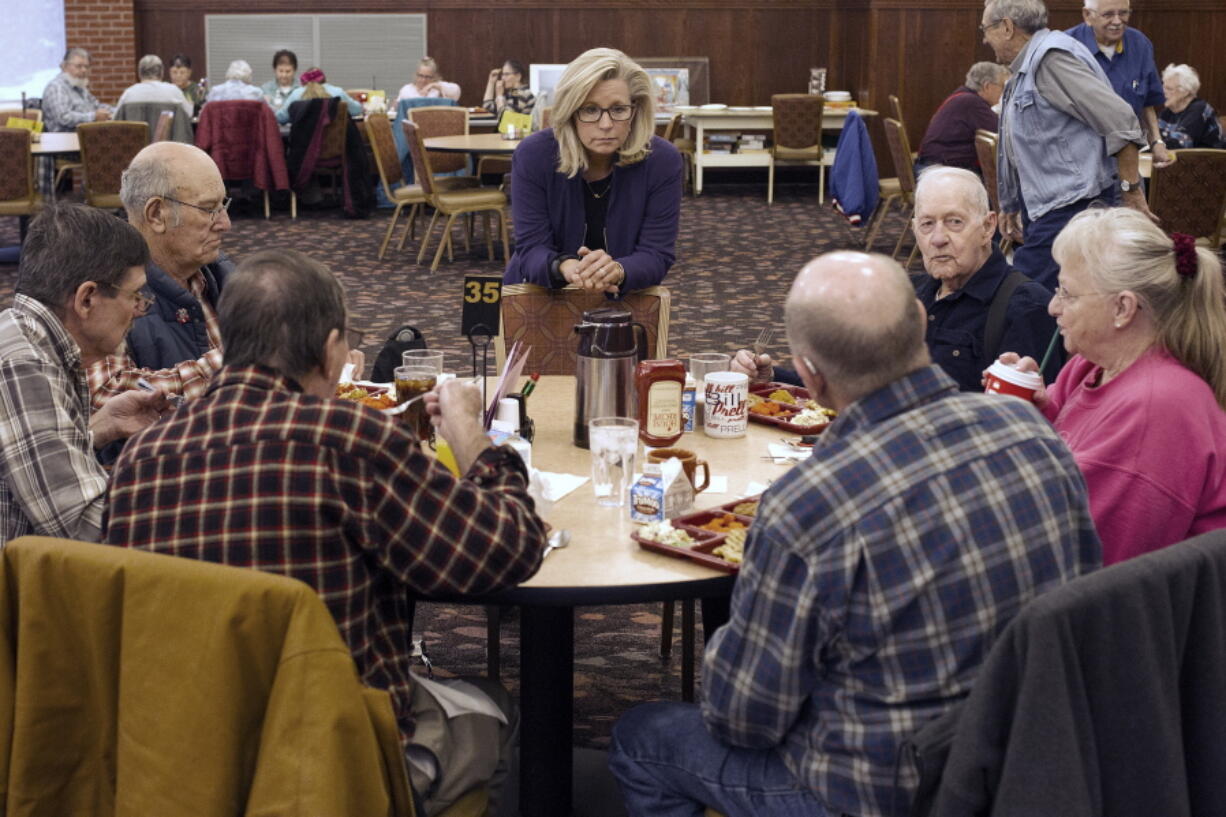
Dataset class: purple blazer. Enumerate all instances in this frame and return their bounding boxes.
[502,130,682,294]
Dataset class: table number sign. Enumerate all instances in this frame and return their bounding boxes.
[461,275,501,336]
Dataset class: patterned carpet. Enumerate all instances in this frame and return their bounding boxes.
[0,179,913,749]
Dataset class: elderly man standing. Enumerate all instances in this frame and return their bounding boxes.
[916,62,1010,173]
[733,168,1060,390]
[205,59,266,103]
[982,0,1152,289]
[609,250,1099,817]
[87,142,233,408]
[0,204,166,546]
[1067,0,1171,167]
[114,54,194,120]
[105,248,547,816]
[41,48,112,132]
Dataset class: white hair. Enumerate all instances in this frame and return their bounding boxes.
[984,0,1048,33]
[1162,64,1200,97]
[225,59,254,83]
[138,54,163,81]
[915,166,992,218]
[966,61,1009,90]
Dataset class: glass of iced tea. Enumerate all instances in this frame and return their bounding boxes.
[394,364,437,441]
[402,349,445,374]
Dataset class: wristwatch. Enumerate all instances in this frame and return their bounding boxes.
[1120,178,1141,193]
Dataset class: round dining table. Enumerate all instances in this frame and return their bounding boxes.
[423,132,521,155]
[429,374,799,817]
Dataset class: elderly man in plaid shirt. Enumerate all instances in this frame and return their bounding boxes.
[609,251,1101,817]
[105,248,546,816]
[41,48,113,132]
[0,204,167,546]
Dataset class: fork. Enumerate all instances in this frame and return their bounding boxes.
[752,327,774,356]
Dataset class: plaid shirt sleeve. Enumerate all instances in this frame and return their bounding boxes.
[0,357,107,541]
[701,499,827,748]
[358,437,547,597]
[87,344,223,409]
[42,79,103,131]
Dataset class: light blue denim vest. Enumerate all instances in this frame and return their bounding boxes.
[998,29,1119,220]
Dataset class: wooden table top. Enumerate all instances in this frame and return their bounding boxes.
[30,132,80,155]
[498,375,791,594]
[424,133,522,154]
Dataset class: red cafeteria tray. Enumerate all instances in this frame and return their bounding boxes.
[631,498,760,573]
[747,383,832,434]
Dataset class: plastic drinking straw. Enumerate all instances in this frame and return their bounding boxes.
[1038,327,1062,375]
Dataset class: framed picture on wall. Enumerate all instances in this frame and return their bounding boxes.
[645,68,689,112]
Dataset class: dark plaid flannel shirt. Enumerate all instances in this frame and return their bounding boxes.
[104,364,546,742]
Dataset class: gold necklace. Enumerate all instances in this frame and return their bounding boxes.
[584,175,613,199]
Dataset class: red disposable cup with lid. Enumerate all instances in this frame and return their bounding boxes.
[984,361,1043,402]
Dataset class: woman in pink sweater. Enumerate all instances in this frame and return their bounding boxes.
[1003,207,1226,564]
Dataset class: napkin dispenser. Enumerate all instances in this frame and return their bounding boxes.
[573,307,647,449]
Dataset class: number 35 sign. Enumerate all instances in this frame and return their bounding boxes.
[461,276,501,336]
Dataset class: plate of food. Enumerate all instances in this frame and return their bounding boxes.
[747,383,837,434]
[631,497,761,572]
[335,382,414,415]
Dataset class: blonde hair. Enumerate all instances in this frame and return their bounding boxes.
[1053,207,1226,407]
[551,48,655,178]
[419,57,443,81]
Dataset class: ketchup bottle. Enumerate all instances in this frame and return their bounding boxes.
[636,359,685,447]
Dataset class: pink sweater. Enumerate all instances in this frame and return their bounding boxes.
[1043,350,1226,564]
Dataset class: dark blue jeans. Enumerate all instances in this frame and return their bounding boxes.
[1013,186,1117,290]
[608,702,829,817]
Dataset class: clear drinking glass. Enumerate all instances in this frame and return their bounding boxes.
[402,349,445,374]
[589,417,639,507]
[688,353,731,427]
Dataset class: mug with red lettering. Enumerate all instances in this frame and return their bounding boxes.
[983,361,1043,403]
[703,371,748,437]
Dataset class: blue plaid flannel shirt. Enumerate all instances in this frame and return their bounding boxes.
[702,365,1101,817]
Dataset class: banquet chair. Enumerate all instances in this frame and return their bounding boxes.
[366,112,427,258]
[767,93,826,204]
[974,129,1012,254]
[409,105,472,178]
[0,536,413,816]
[116,101,193,144]
[404,120,509,271]
[196,99,294,220]
[0,108,42,126]
[883,117,920,267]
[663,111,696,193]
[1147,148,1226,247]
[77,120,148,209]
[889,93,919,161]
[0,127,43,242]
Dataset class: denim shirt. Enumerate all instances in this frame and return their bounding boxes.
[998,29,1120,220]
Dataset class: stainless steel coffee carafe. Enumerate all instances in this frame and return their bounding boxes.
[573,307,648,448]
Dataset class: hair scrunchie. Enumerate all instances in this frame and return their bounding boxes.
[300,68,326,85]
[1172,232,1198,279]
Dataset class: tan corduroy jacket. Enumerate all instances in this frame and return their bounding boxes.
[0,536,411,816]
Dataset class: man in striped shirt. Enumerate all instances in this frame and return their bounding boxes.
[610,251,1100,817]
[0,204,167,545]
[105,248,546,815]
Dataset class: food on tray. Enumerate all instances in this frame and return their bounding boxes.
[748,397,786,416]
[336,383,398,410]
[712,528,747,564]
[698,513,748,533]
[769,389,797,404]
[639,520,695,547]
[731,500,759,517]
[792,407,836,426]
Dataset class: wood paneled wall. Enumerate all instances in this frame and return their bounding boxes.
[129,0,1225,164]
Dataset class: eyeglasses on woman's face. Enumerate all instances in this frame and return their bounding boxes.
[575,104,635,124]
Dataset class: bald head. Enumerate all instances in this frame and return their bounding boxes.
[785,251,929,402]
[121,142,222,223]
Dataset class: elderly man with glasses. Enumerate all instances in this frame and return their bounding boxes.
[0,204,167,546]
[41,48,113,132]
[979,0,1153,290]
[1066,0,1172,168]
[86,142,236,409]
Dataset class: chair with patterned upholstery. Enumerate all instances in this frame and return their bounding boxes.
[1148,148,1226,247]
[404,120,509,271]
[409,105,472,179]
[0,127,43,242]
[883,117,919,266]
[365,112,427,259]
[767,93,825,204]
[0,108,42,127]
[77,120,148,209]
[974,129,1012,254]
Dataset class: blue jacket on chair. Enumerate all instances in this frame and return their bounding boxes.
[393,97,457,182]
[830,110,879,225]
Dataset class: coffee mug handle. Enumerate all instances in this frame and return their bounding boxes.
[693,460,711,493]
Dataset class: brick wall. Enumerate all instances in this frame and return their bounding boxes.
[63,0,137,106]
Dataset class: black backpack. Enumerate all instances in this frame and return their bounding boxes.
[371,325,428,382]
